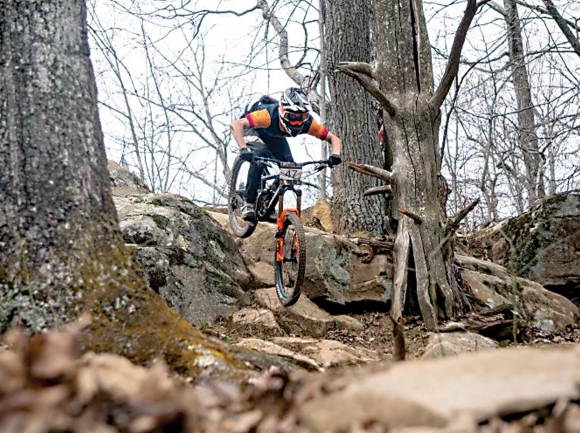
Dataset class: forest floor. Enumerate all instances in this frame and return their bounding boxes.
[207,303,580,364]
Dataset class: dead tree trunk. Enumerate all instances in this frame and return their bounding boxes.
[340,0,479,328]
[0,0,248,376]
[504,0,545,205]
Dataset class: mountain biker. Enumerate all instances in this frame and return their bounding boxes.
[230,87,343,221]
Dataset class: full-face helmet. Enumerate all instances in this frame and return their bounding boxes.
[279,87,310,136]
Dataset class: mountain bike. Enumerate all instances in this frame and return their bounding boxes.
[228,154,330,306]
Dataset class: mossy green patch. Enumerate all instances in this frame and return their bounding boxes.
[151,214,171,230]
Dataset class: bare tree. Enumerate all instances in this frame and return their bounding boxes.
[338,0,485,328]
[0,0,248,373]
[89,0,252,204]
[323,0,387,234]
[503,0,545,204]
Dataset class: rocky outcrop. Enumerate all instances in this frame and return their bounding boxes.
[299,344,580,432]
[421,332,498,359]
[236,337,379,371]
[210,212,392,304]
[473,191,580,301]
[108,163,577,340]
[111,183,251,327]
[458,255,578,333]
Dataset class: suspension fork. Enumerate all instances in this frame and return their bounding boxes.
[275,188,302,262]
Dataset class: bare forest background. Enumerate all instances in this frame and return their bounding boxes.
[88,0,580,231]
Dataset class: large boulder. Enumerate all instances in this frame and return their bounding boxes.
[421,332,498,359]
[107,161,150,192]
[473,191,580,301]
[299,344,580,432]
[110,165,251,327]
[458,255,578,333]
[209,212,393,304]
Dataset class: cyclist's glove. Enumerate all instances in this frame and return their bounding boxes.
[240,147,254,162]
[328,154,342,168]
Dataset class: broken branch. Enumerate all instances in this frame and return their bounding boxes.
[363,185,393,196]
[337,61,376,79]
[430,0,479,110]
[348,162,393,183]
[446,198,480,234]
[337,65,396,117]
[399,208,423,225]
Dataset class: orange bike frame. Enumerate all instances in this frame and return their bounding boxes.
[274,191,301,262]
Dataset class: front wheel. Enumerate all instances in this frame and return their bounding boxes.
[228,156,257,238]
[274,212,306,306]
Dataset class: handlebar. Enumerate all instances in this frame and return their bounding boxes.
[252,155,330,169]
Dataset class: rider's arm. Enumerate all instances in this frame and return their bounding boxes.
[230,118,251,150]
[325,132,342,156]
[230,109,272,150]
[307,119,342,155]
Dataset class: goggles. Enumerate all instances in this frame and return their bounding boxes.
[280,106,308,125]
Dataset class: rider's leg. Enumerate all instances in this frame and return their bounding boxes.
[243,140,271,221]
[263,138,294,221]
[245,140,271,204]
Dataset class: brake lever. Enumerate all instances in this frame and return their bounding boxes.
[314,163,329,172]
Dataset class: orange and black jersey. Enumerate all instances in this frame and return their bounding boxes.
[245,103,329,140]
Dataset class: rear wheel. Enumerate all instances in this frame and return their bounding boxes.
[228,156,257,238]
[274,212,306,306]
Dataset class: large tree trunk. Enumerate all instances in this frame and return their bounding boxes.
[0,0,247,377]
[372,0,469,328]
[504,0,545,206]
[324,0,386,235]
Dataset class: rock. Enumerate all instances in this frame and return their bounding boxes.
[302,198,334,232]
[113,192,252,326]
[108,161,150,192]
[210,211,393,304]
[271,337,380,368]
[299,345,580,432]
[235,338,322,371]
[230,309,282,335]
[333,315,365,332]
[565,404,580,432]
[520,279,579,333]
[473,192,580,300]
[254,288,335,337]
[458,255,578,332]
[421,332,498,359]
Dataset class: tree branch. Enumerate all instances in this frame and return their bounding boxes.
[337,63,396,117]
[398,208,423,225]
[445,198,480,234]
[541,0,580,58]
[256,0,321,108]
[348,162,394,183]
[363,185,393,196]
[430,0,480,110]
[523,2,580,31]
[257,0,305,85]
[337,61,376,79]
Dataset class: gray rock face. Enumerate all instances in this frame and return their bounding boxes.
[254,288,335,337]
[299,345,580,432]
[210,212,392,304]
[107,161,150,192]
[475,191,580,299]
[113,188,251,326]
[421,332,498,359]
[458,255,578,332]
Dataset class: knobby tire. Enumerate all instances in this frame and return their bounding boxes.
[274,212,306,306]
[228,156,257,238]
